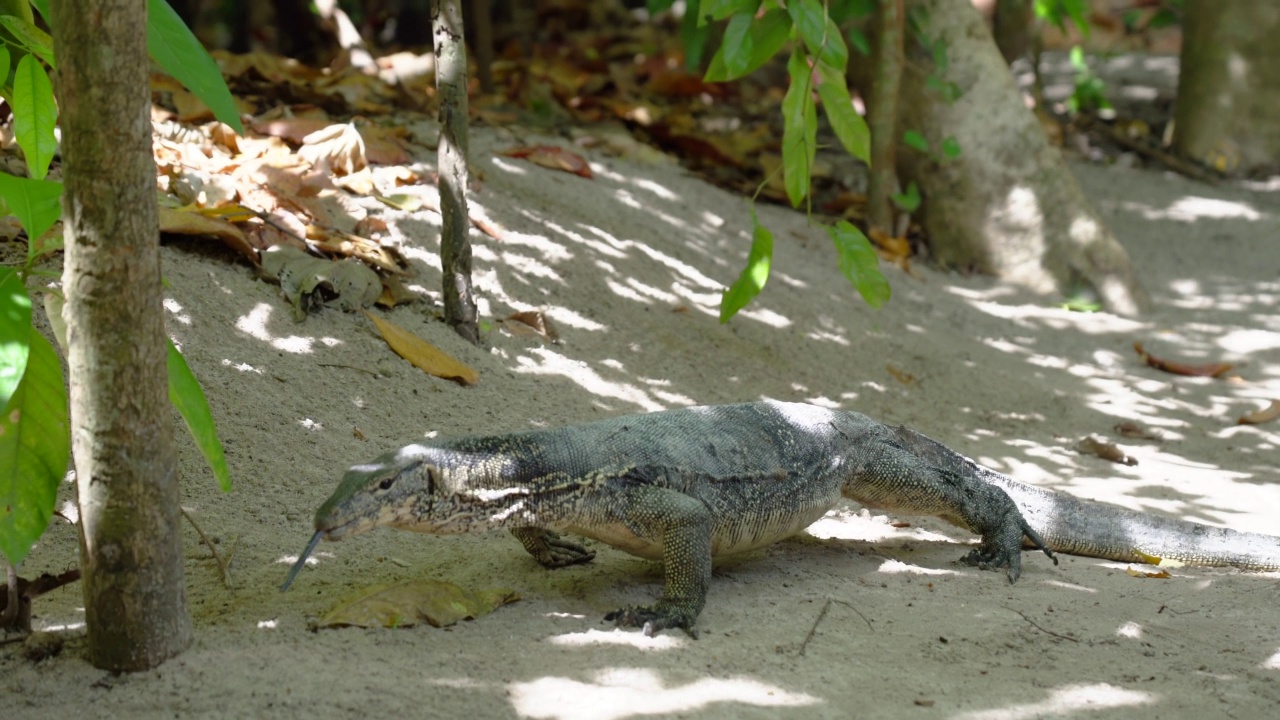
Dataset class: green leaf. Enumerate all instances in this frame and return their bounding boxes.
[0,14,56,69]
[647,0,677,14]
[781,48,816,208]
[700,0,757,24]
[11,55,57,180]
[788,0,847,71]
[902,129,929,153]
[0,174,63,253]
[829,221,890,307]
[940,136,962,159]
[0,46,11,91]
[706,9,790,82]
[679,0,713,70]
[816,62,870,165]
[891,181,921,212]
[168,340,231,492]
[0,269,32,411]
[0,327,69,566]
[720,208,774,323]
[719,12,755,79]
[147,0,245,135]
[846,27,870,56]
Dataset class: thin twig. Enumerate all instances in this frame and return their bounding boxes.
[317,363,380,377]
[799,597,874,655]
[182,507,232,588]
[1005,606,1079,642]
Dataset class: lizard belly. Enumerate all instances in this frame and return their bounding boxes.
[709,505,831,556]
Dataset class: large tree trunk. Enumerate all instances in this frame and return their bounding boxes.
[51,0,193,670]
[853,0,1150,316]
[1174,0,1280,175]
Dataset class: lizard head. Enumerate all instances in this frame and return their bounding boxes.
[313,444,445,541]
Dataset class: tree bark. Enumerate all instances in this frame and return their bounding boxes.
[866,0,904,237]
[1174,0,1280,175]
[51,0,193,670]
[432,0,479,344]
[852,0,1150,315]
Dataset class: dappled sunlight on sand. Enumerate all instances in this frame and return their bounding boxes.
[952,683,1153,720]
[508,667,819,720]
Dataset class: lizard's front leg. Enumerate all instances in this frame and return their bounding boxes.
[602,486,713,637]
[511,527,596,568]
[842,444,1055,581]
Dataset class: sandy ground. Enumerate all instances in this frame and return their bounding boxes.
[5,115,1280,718]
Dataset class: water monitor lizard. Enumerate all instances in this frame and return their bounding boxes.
[282,401,1280,635]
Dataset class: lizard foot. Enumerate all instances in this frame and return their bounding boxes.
[511,528,597,568]
[604,604,699,639]
[961,508,1058,583]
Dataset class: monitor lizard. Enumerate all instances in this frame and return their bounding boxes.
[282,401,1280,636]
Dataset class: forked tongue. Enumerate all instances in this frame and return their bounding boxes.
[280,530,324,592]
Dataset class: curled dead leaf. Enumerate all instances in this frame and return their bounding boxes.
[1125,566,1172,579]
[502,310,560,343]
[1133,342,1234,378]
[500,145,594,178]
[1114,421,1161,440]
[364,310,479,385]
[1075,435,1137,466]
[1237,400,1280,425]
[886,364,917,385]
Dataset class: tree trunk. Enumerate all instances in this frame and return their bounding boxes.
[50,0,193,670]
[852,0,1150,316]
[432,0,480,344]
[866,0,905,237]
[1174,0,1280,175]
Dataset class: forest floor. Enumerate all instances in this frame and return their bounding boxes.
[6,62,1280,720]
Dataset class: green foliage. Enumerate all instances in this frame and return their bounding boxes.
[0,290,67,567]
[720,207,774,323]
[829,221,890,307]
[780,48,817,208]
[1034,0,1089,34]
[168,341,232,492]
[0,0,237,567]
[11,54,55,179]
[693,0,885,321]
[891,181,920,213]
[1067,46,1111,113]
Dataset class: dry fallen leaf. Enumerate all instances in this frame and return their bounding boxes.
[1126,566,1172,579]
[315,579,519,629]
[1133,342,1234,378]
[158,207,256,263]
[500,145,594,179]
[886,364,917,385]
[1237,400,1280,425]
[1114,421,1161,440]
[502,310,560,343]
[364,310,479,385]
[1075,435,1137,466]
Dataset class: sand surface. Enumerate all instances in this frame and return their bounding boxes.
[5,122,1280,719]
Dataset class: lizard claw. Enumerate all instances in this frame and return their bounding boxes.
[962,506,1057,583]
[605,604,699,639]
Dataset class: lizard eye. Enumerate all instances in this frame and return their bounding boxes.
[378,476,395,491]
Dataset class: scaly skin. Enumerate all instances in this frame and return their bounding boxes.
[289,402,1280,636]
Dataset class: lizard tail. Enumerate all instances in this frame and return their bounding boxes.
[990,473,1280,571]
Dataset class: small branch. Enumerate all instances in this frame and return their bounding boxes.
[182,508,232,589]
[1005,606,1079,642]
[799,597,874,655]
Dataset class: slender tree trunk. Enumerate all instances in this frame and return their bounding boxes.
[866,0,905,237]
[1174,0,1280,175]
[51,0,193,670]
[852,0,1150,315]
[433,0,479,344]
